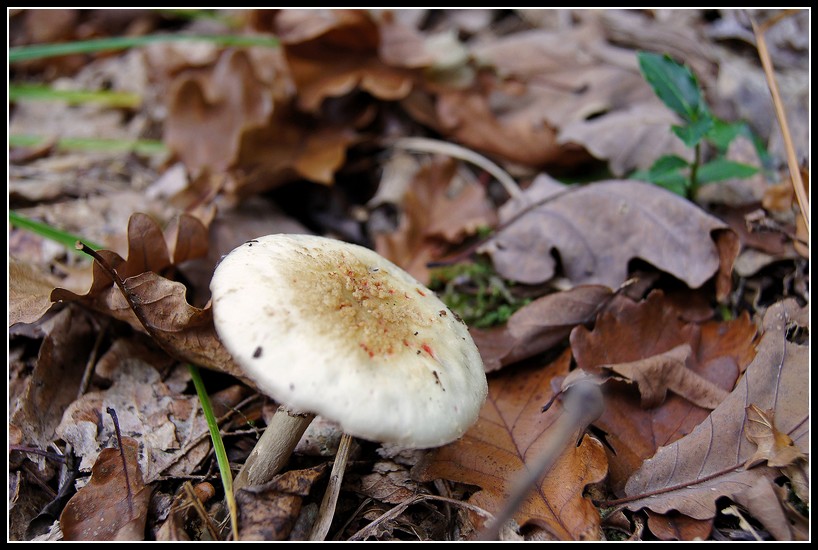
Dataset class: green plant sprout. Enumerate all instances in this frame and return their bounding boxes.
[632,52,771,199]
[429,257,530,329]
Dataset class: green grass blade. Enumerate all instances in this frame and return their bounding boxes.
[9,33,279,63]
[8,210,104,252]
[9,84,142,108]
[188,364,240,541]
[9,134,166,155]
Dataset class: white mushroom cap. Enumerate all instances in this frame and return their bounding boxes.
[210,234,487,448]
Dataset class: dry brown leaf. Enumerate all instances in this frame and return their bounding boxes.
[621,300,808,524]
[645,510,713,541]
[441,20,693,173]
[8,258,61,326]
[431,84,572,168]
[164,49,274,177]
[470,285,613,372]
[416,351,607,540]
[570,290,758,494]
[274,10,419,113]
[743,405,807,469]
[230,107,358,194]
[60,437,151,541]
[237,464,327,541]
[602,344,730,409]
[49,212,244,380]
[375,157,496,283]
[55,358,208,477]
[9,307,94,470]
[483,176,738,296]
[350,460,419,505]
[557,104,693,177]
[732,476,800,541]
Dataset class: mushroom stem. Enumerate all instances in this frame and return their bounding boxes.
[233,406,315,493]
[309,432,354,541]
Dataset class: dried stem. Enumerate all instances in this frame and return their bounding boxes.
[751,12,810,233]
[107,407,135,518]
[309,432,354,540]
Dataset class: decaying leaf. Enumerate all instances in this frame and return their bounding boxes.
[236,464,327,541]
[164,49,274,177]
[8,257,62,326]
[10,307,94,470]
[570,290,758,493]
[375,157,497,283]
[470,285,613,372]
[417,350,608,540]
[482,176,739,296]
[274,10,420,113]
[743,404,807,469]
[350,460,420,505]
[732,476,804,541]
[55,354,243,480]
[645,510,713,541]
[60,437,151,541]
[601,344,730,409]
[621,300,808,525]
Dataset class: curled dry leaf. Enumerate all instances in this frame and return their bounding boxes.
[164,49,274,177]
[274,9,420,112]
[743,404,807,469]
[622,299,808,524]
[416,350,607,540]
[570,290,758,494]
[601,344,730,409]
[483,176,739,299]
[60,437,151,541]
[49,212,245,380]
[8,258,61,326]
[470,285,613,372]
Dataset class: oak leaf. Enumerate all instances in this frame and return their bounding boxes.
[8,258,61,326]
[50,212,245,380]
[482,176,739,300]
[621,300,808,527]
[416,350,607,540]
[570,290,758,494]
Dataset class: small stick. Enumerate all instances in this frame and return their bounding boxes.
[107,407,135,518]
[393,137,523,200]
[751,12,809,233]
[309,433,354,540]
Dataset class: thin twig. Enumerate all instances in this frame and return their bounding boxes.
[176,481,222,541]
[310,433,354,540]
[107,407,135,518]
[347,494,494,541]
[392,137,523,200]
[751,11,809,233]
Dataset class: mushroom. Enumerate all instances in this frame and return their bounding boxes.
[210,234,487,535]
